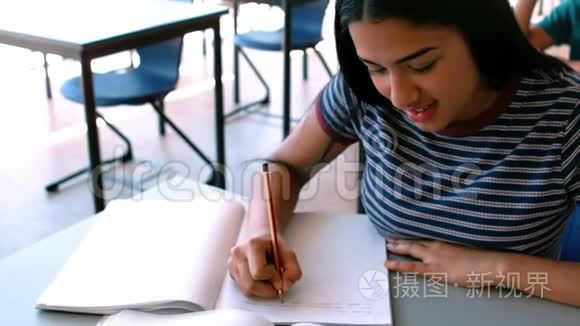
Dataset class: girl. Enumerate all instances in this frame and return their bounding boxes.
[227,0,580,307]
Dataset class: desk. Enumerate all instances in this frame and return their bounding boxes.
[1,179,579,325]
[0,0,228,213]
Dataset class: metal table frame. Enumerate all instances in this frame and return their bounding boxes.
[0,3,228,212]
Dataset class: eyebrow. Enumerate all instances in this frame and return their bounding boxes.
[358,47,438,66]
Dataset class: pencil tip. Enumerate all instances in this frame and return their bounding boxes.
[262,163,269,173]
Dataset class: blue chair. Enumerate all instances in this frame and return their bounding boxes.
[561,206,580,262]
[46,36,213,191]
[41,1,209,102]
[228,0,333,128]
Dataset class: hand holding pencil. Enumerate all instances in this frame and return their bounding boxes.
[226,163,303,300]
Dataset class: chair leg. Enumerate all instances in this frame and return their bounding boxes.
[225,47,271,119]
[150,100,213,167]
[233,45,241,104]
[96,112,133,162]
[233,0,241,105]
[313,48,334,78]
[303,49,308,81]
[45,112,133,192]
[43,53,52,100]
[202,30,207,57]
[157,99,166,136]
[199,0,207,57]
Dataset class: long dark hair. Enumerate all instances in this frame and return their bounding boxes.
[335,0,569,105]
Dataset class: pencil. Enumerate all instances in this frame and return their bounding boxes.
[262,163,285,303]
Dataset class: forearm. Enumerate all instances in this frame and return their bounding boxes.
[566,60,580,72]
[244,106,346,238]
[495,252,580,306]
[514,0,538,35]
[246,162,304,236]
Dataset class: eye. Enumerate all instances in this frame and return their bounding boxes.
[367,65,387,75]
[409,61,436,74]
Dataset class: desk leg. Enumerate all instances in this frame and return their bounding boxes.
[80,57,105,212]
[282,0,292,139]
[43,53,52,100]
[213,21,226,189]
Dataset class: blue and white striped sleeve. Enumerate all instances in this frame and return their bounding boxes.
[315,73,360,144]
[561,101,580,202]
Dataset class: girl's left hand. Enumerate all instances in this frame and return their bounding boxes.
[385,238,505,287]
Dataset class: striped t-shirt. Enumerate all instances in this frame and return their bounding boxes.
[316,69,580,258]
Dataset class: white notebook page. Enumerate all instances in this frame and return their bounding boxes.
[216,213,392,326]
[37,198,245,313]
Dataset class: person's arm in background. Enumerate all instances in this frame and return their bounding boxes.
[566,60,580,70]
[515,0,558,50]
[515,0,580,70]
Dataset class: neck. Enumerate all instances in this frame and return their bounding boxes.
[450,84,500,127]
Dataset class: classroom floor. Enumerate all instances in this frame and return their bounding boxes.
[0,6,360,258]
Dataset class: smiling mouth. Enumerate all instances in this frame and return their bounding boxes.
[404,101,438,124]
[409,102,435,113]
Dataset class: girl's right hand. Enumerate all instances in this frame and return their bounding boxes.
[227,231,302,298]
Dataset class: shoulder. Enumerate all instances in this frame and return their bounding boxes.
[518,69,580,103]
[512,69,580,132]
[321,73,356,107]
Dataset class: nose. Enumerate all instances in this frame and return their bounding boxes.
[386,72,419,109]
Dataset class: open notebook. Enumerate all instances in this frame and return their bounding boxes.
[36,197,392,325]
[97,309,311,326]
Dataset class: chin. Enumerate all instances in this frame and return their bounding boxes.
[415,122,443,133]
[417,113,453,132]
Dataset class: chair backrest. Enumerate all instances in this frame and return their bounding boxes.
[136,37,184,83]
[291,0,329,38]
[561,206,580,262]
[135,0,191,83]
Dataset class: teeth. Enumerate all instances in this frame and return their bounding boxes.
[414,103,433,113]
